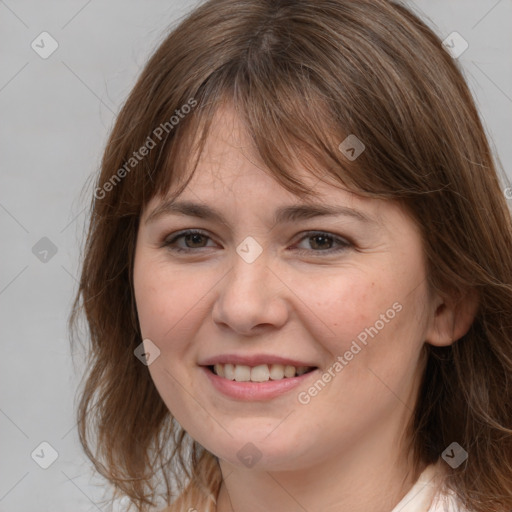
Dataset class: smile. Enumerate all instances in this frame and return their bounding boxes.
[210,363,316,382]
[201,364,320,401]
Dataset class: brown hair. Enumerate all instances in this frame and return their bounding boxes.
[70,0,512,510]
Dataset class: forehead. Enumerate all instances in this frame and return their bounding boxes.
[158,103,357,202]
[143,102,406,229]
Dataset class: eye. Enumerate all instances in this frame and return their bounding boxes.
[162,229,351,256]
[162,229,215,253]
[293,231,352,255]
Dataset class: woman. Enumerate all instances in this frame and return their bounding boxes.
[70,0,512,511]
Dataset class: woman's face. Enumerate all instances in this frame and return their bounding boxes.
[133,104,437,472]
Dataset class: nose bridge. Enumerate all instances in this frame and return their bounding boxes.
[212,242,287,333]
[231,245,270,294]
[225,244,273,308]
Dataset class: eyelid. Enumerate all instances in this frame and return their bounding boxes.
[161,228,353,255]
[162,229,216,248]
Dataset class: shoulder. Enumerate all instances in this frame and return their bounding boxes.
[391,462,468,512]
[428,486,469,512]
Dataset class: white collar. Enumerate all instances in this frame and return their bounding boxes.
[390,462,457,512]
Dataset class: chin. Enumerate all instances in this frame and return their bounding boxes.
[203,434,314,472]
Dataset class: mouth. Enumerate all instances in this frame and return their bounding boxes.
[206,363,317,382]
[199,355,321,400]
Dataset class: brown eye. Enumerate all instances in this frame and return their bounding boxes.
[294,231,352,255]
[181,233,208,248]
[309,234,334,250]
[163,230,215,252]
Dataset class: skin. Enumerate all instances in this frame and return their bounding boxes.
[133,104,476,512]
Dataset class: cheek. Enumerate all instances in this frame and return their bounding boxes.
[299,270,394,353]
[133,254,210,428]
[303,265,426,378]
[133,253,208,345]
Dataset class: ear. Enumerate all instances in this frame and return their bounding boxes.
[425,288,479,347]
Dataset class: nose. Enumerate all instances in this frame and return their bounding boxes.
[211,251,289,336]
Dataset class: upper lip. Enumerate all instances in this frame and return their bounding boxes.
[199,354,317,367]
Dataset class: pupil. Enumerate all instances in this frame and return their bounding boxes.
[312,235,331,250]
[187,234,204,247]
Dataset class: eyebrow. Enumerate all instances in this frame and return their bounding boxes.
[144,199,376,227]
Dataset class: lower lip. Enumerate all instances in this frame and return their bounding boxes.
[201,366,319,401]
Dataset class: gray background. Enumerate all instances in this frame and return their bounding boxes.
[1,1,511,511]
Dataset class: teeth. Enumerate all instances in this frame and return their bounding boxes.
[214,364,224,377]
[269,364,285,380]
[284,365,296,378]
[296,366,309,376]
[212,363,314,381]
[224,363,235,380]
[234,365,251,382]
[251,364,270,382]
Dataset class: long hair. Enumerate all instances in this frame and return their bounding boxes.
[69,0,512,510]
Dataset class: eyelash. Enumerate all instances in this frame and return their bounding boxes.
[161,229,352,256]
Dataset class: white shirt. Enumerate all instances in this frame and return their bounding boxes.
[390,462,467,512]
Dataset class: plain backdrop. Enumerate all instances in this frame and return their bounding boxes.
[1,1,511,511]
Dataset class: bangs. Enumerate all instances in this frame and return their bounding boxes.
[146,59,375,211]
